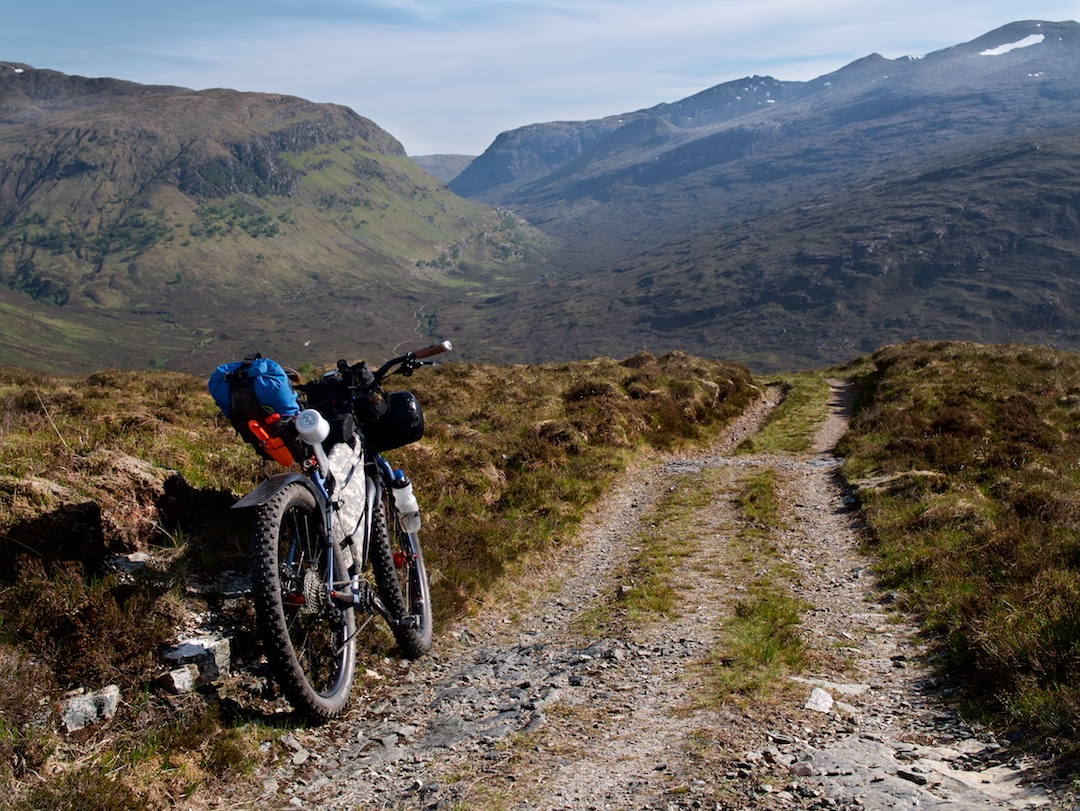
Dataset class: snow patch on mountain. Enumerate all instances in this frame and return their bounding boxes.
[980,34,1046,56]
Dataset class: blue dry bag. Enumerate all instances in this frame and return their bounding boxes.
[208,355,299,420]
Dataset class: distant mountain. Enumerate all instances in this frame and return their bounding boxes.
[454,20,1080,229]
[446,128,1080,369]
[0,64,551,373]
[410,154,475,184]
[449,73,796,201]
[435,20,1080,370]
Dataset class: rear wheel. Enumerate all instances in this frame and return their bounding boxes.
[370,487,433,659]
[250,482,356,721]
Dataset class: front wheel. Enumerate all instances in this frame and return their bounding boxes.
[370,488,433,659]
[250,482,356,721]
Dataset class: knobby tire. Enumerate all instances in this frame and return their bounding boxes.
[250,482,357,721]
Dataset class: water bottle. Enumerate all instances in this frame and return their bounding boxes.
[391,470,422,533]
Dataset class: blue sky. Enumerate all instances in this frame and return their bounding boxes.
[5,1,1079,156]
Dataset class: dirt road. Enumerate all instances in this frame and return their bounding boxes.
[241,382,1070,811]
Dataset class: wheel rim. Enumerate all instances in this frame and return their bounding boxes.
[278,503,351,697]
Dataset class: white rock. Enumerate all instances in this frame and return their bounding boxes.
[158,665,200,694]
[805,686,834,713]
[59,684,120,733]
[790,675,870,697]
[162,636,231,682]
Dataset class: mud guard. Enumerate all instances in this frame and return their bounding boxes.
[231,472,328,514]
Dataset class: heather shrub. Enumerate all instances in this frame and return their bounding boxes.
[0,351,759,802]
[840,340,1080,743]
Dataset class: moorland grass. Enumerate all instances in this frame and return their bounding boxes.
[839,340,1080,751]
[388,351,759,621]
[0,349,757,806]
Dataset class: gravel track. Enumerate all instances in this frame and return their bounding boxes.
[232,383,1074,811]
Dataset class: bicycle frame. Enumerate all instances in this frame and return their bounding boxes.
[235,341,447,719]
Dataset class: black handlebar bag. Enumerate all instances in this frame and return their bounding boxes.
[361,391,424,452]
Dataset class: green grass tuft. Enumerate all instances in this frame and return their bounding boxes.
[694,469,806,703]
[736,373,831,454]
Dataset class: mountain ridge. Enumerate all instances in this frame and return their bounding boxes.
[425,19,1080,370]
[452,20,1080,210]
[0,63,551,372]
[409,154,475,184]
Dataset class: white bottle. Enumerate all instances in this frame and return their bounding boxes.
[295,409,330,474]
[391,470,422,533]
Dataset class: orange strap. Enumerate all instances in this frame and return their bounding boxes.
[248,418,294,466]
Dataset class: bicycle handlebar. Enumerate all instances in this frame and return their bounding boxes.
[372,340,453,383]
[412,340,453,360]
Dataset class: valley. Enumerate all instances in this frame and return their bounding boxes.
[3,21,1080,375]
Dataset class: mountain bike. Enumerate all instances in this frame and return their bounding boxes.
[230,341,450,720]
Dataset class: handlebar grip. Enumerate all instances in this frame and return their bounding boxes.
[413,340,453,360]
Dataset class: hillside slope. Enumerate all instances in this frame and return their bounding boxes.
[441,127,1080,369]
[0,64,552,373]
